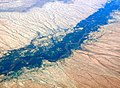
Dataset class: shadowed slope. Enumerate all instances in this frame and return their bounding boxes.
[0,0,72,12]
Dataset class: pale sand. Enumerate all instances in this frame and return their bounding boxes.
[0,0,107,54]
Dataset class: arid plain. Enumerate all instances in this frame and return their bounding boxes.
[0,0,120,88]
